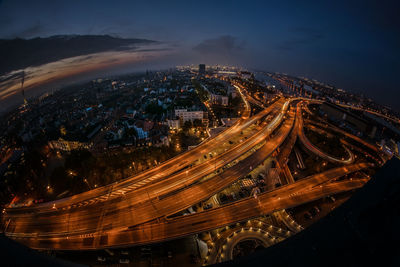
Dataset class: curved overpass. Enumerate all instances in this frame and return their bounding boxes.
[298,103,355,164]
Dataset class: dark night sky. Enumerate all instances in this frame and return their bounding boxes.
[0,0,399,110]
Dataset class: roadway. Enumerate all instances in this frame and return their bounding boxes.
[298,103,355,164]
[3,105,294,239]
[1,86,378,251]
[276,101,302,184]
[8,163,370,250]
[6,95,285,215]
[302,100,382,158]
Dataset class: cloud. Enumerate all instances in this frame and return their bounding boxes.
[193,35,245,55]
[0,42,173,109]
[17,22,46,38]
[278,27,325,51]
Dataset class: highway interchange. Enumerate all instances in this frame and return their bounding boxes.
[1,82,384,254]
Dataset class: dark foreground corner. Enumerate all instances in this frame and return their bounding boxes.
[214,158,400,267]
[0,235,86,266]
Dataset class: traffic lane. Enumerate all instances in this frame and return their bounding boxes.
[6,112,295,236]
[3,102,287,235]
[4,98,286,215]
[8,119,369,241]
[277,102,302,165]
[298,109,354,165]
[6,158,368,238]
[15,178,367,250]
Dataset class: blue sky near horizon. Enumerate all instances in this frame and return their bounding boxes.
[0,0,399,110]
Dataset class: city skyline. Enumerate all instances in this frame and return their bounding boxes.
[0,64,398,266]
[0,1,399,266]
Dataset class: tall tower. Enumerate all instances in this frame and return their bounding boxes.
[21,71,27,105]
[22,89,27,105]
[199,64,205,75]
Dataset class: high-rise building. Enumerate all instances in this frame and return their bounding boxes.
[199,64,206,75]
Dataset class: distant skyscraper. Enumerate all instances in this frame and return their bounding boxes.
[199,64,206,75]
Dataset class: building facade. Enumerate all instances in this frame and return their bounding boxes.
[210,93,229,106]
[48,138,91,152]
[175,108,205,123]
